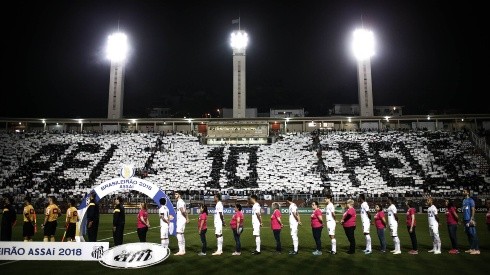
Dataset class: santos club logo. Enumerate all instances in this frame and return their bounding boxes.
[100,243,170,269]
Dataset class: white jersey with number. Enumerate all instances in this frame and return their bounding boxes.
[325,203,335,222]
[387,204,398,226]
[252,202,261,225]
[427,205,438,226]
[176,198,186,222]
[360,201,370,223]
[289,203,298,226]
[159,205,169,228]
[215,201,223,224]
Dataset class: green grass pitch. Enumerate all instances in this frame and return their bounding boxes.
[1,213,488,274]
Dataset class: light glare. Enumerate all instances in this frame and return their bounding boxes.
[230,31,249,50]
[107,32,128,62]
[352,28,375,61]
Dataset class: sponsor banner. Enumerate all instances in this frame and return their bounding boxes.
[191,207,270,215]
[100,242,169,269]
[420,207,488,213]
[0,241,108,261]
[94,177,159,198]
[77,171,176,239]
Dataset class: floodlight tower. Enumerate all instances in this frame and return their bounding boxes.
[352,28,375,117]
[106,32,128,119]
[230,26,248,118]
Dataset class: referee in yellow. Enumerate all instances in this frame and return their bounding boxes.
[65,199,79,242]
[42,196,61,242]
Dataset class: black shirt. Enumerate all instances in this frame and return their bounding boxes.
[113,204,125,226]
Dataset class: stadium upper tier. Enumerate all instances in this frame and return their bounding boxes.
[1,131,489,201]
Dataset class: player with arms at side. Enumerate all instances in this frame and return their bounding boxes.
[175,191,189,256]
[324,194,337,254]
[159,197,170,249]
[359,194,372,254]
[427,196,441,254]
[250,194,262,255]
[212,193,225,255]
[287,197,301,255]
[387,197,401,254]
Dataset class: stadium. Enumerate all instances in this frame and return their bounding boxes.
[2,2,489,275]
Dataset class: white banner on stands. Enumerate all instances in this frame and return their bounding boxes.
[0,241,109,261]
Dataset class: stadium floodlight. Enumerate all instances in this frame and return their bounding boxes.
[230,31,248,51]
[106,32,128,62]
[352,28,374,61]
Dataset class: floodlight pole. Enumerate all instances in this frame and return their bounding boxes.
[231,30,248,118]
[353,28,375,117]
[107,32,128,119]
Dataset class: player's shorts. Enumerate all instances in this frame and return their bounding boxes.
[290,223,298,236]
[160,224,169,239]
[176,221,186,234]
[214,222,223,235]
[44,221,57,236]
[429,224,439,236]
[326,221,336,236]
[23,222,34,237]
[388,223,398,237]
[362,220,370,234]
[66,223,76,239]
[252,223,261,236]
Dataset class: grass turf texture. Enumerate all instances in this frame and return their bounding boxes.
[1,213,488,274]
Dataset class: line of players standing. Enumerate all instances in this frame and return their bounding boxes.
[2,188,487,257]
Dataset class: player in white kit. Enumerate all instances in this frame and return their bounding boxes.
[387,197,401,254]
[159,197,170,249]
[427,196,441,254]
[359,194,372,254]
[324,194,337,254]
[212,193,225,255]
[250,194,262,255]
[287,197,301,255]
[174,191,189,255]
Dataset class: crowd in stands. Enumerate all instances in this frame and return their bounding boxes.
[1,129,489,212]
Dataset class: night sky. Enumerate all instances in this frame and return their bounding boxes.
[4,0,486,118]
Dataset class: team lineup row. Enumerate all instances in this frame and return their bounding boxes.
[158,189,483,256]
[0,188,485,257]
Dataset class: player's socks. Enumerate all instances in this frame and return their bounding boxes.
[293,235,299,252]
[331,238,337,253]
[217,236,223,252]
[255,236,261,252]
[366,235,371,251]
